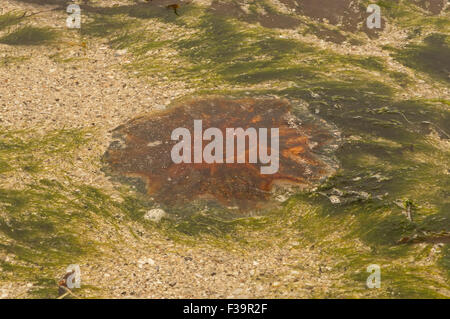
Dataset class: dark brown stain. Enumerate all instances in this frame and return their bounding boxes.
[308,25,348,44]
[142,0,189,8]
[279,0,386,37]
[210,0,301,29]
[104,97,340,210]
[413,0,447,14]
[280,0,361,31]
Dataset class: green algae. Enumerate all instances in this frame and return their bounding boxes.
[81,14,139,38]
[0,55,30,67]
[0,26,58,45]
[0,11,25,31]
[392,33,450,83]
[0,129,115,296]
[0,129,88,174]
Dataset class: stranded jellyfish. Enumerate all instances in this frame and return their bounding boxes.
[104,97,340,210]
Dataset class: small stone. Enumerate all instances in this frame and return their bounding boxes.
[144,208,167,222]
[275,194,289,202]
[138,257,156,267]
[329,195,341,204]
[331,188,344,196]
[232,288,244,295]
[114,49,128,56]
[147,140,162,147]
[359,191,370,200]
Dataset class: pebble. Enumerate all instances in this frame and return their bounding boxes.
[114,49,128,56]
[144,208,167,222]
[137,257,156,268]
[329,195,341,204]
